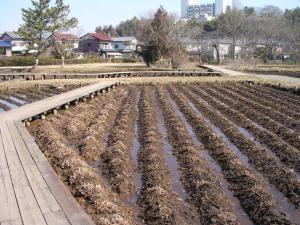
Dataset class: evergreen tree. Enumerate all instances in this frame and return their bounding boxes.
[19,0,78,69]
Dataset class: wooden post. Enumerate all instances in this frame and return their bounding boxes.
[82,97,87,102]
[25,120,31,127]
[64,104,69,110]
[53,109,58,115]
[90,94,94,99]
[41,114,46,120]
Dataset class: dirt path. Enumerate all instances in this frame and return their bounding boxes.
[204,65,300,86]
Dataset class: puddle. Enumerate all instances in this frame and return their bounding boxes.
[11,93,30,102]
[0,99,18,109]
[10,96,27,105]
[16,91,41,101]
[167,92,254,225]
[125,90,143,224]
[151,91,188,200]
[181,93,300,224]
[238,126,300,180]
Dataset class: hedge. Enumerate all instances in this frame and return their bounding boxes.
[0,56,139,67]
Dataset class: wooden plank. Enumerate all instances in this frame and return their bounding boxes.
[10,121,71,225]
[0,126,22,224]
[15,122,95,225]
[1,219,23,225]
[44,211,70,225]
[0,121,47,225]
[8,120,62,215]
[0,81,117,121]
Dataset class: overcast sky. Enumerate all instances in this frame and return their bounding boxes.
[0,0,299,34]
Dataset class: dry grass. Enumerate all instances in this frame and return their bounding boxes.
[0,63,147,74]
[224,63,300,73]
[0,62,204,74]
[0,75,298,93]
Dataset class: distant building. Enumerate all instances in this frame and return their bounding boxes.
[78,33,139,58]
[182,0,234,21]
[111,36,138,56]
[181,0,198,18]
[187,3,215,21]
[181,38,202,55]
[198,13,215,22]
[0,40,14,57]
[53,33,79,49]
[0,32,30,55]
[78,33,113,54]
[215,0,233,15]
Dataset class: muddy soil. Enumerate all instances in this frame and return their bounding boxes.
[177,87,300,210]
[166,87,293,224]
[137,87,200,225]
[29,83,300,225]
[189,86,300,173]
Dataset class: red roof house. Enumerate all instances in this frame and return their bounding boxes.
[79,33,113,53]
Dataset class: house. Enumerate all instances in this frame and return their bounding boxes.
[52,33,79,49]
[0,32,30,55]
[181,38,202,55]
[111,36,138,56]
[0,40,14,57]
[78,33,115,57]
[181,38,243,61]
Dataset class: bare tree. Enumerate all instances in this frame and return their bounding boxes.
[53,41,73,67]
[255,16,288,60]
[260,5,283,17]
[216,9,245,59]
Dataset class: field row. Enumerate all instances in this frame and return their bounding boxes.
[29,83,300,225]
[0,84,84,112]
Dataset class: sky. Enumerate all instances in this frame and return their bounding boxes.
[0,0,299,34]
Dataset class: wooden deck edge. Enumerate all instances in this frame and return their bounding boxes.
[15,121,95,225]
[0,81,118,121]
[0,70,222,81]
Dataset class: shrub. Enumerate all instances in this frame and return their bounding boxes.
[0,55,141,67]
[111,57,139,63]
[0,56,109,67]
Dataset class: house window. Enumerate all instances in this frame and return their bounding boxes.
[114,44,119,49]
[0,48,6,55]
[87,43,91,47]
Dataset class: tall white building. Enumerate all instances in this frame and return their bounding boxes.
[181,0,198,18]
[187,4,215,18]
[215,0,233,15]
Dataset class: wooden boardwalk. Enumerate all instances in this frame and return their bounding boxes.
[0,81,118,225]
[0,70,221,81]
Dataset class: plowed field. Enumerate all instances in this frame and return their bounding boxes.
[29,83,300,225]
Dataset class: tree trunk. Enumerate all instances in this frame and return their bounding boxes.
[61,56,65,68]
[28,56,39,72]
[232,37,236,59]
[213,44,220,64]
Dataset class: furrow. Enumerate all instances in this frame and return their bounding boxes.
[167,86,293,225]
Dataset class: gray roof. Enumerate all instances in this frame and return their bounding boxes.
[3,32,23,40]
[112,36,137,42]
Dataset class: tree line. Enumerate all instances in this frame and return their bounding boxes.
[16,0,300,70]
[95,5,300,66]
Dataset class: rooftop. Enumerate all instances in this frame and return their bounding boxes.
[86,33,112,41]
[112,36,137,42]
[2,32,23,40]
[53,33,79,41]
